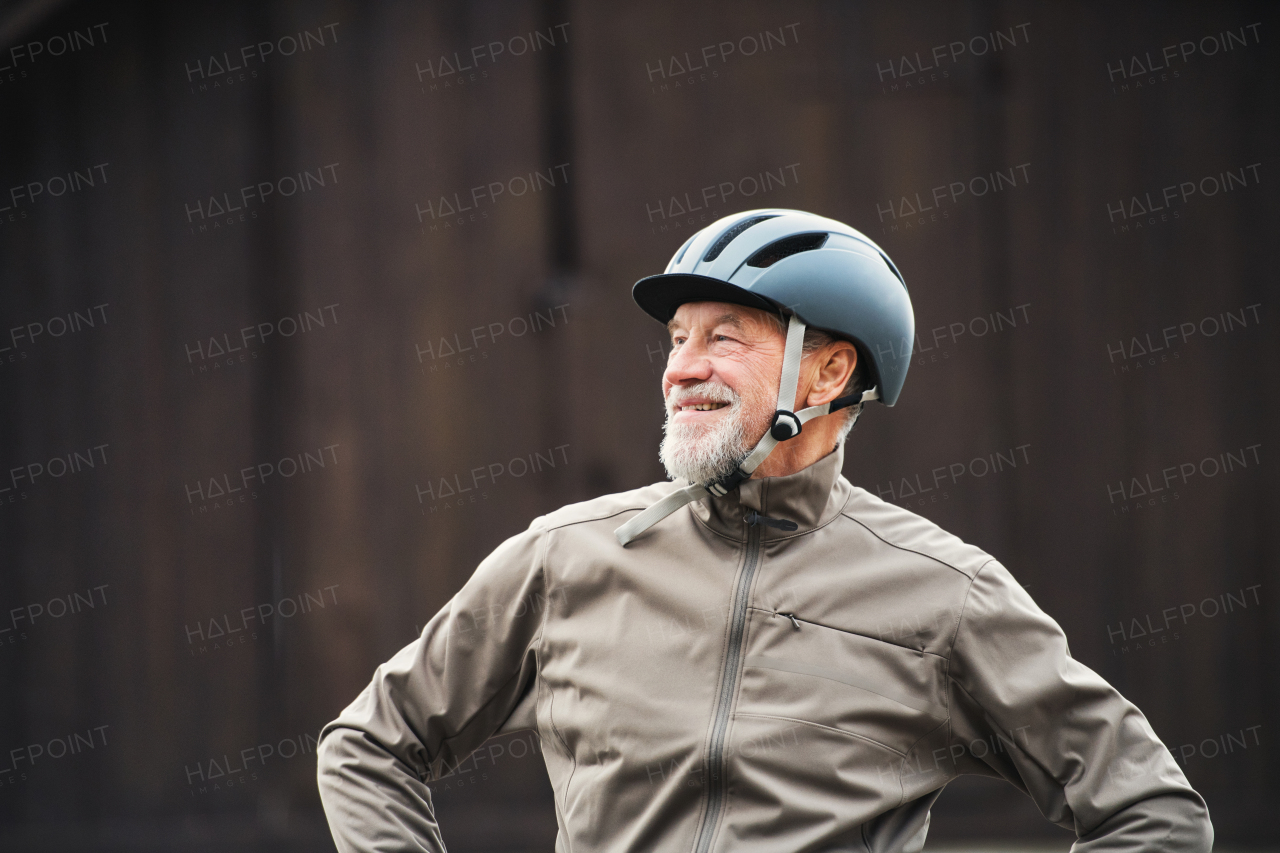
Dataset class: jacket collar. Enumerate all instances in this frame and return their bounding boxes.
[690,440,849,542]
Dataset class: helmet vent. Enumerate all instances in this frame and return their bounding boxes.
[746,232,828,268]
[672,234,697,265]
[702,215,777,262]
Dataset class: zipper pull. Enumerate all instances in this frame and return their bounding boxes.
[776,611,801,630]
[745,510,798,531]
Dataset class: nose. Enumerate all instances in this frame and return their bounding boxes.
[662,335,713,394]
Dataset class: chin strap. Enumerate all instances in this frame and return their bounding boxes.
[616,314,879,547]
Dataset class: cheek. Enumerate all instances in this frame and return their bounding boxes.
[730,375,775,416]
[735,355,781,401]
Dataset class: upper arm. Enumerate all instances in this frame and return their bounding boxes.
[946,561,1206,836]
[321,522,550,780]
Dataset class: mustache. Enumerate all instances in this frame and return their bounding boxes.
[665,381,740,407]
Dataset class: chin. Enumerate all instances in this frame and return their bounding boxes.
[660,426,746,484]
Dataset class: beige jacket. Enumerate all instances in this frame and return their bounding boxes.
[316,442,1212,852]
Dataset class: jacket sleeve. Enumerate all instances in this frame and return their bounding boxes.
[945,559,1213,852]
[316,522,550,853]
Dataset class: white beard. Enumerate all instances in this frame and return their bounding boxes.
[660,382,765,485]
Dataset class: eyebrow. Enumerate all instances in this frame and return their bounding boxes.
[666,313,745,335]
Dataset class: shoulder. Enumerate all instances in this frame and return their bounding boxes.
[836,481,995,579]
[529,480,683,533]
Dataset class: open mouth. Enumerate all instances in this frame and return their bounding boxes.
[678,402,729,412]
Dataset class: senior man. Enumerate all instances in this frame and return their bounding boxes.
[317,210,1212,852]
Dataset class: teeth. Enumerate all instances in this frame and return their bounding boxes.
[680,402,727,411]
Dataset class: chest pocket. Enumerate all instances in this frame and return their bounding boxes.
[736,608,948,757]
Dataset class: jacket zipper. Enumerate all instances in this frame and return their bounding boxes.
[693,522,762,853]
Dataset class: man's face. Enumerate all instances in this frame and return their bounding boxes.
[659,301,785,484]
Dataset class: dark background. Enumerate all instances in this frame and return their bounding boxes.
[0,0,1275,850]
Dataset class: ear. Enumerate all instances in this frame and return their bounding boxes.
[804,342,858,408]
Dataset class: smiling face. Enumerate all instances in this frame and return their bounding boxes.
[658,301,786,484]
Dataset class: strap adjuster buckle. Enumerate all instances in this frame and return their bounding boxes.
[706,467,749,497]
[769,410,802,442]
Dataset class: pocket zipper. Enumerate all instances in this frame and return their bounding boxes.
[774,611,802,630]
